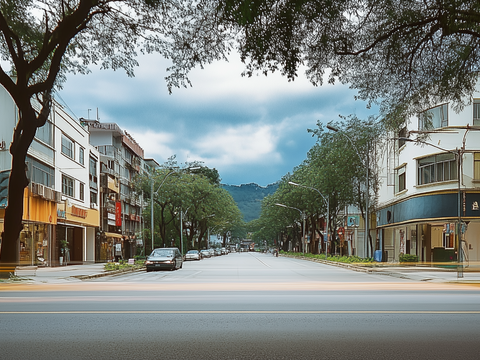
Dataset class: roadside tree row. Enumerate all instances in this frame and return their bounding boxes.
[251,116,384,257]
[134,161,244,255]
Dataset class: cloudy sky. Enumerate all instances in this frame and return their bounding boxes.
[57,54,376,186]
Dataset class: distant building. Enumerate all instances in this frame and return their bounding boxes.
[83,120,147,262]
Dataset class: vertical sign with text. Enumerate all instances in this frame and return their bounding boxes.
[115,201,122,226]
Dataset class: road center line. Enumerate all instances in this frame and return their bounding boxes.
[1,310,480,314]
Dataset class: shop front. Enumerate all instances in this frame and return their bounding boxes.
[95,231,123,262]
[56,202,99,265]
[0,186,58,266]
[377,191,480,264]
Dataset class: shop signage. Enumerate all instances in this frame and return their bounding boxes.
[57,209,66,219]
[71,205,87,219]
[472,201,479,211]
[115,201,122,226]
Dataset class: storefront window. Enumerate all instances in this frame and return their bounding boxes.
[20,223,50,266]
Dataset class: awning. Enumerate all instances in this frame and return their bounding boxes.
[104,232,123,239]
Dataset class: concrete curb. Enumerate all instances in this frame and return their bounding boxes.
[73,266,145,280]
[280,254,374,273]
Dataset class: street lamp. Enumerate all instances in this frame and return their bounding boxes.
[150,167,199,254]
[288,181,329,259]
[327,124,371,258]
[275,203,306,255]
[398,137,463,278]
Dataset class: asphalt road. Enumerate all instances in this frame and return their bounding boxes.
[1,252,480,359]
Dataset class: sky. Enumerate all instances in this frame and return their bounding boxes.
[57,54,377,187]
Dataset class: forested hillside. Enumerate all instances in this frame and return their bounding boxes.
[222,183,279,222]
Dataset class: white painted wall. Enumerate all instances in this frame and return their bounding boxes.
[52,102,92,208]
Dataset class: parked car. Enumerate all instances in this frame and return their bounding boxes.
[208,248,215,257]
[185,250,201,261]
[221,247,228,255]
[214,248,222,256]
[145,247,183,272]
[200,249,211,258]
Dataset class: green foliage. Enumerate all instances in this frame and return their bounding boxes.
[132,161,244,253]
[399,253,418,263]
[280,251,375,264]
[104,259,144,272]
[221,0,480,121]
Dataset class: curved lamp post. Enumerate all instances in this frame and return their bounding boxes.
[150,167,199,254]
[399,137,463,278]
[275,203,306,255]
[289,181,329,258]
[327,124,370,258]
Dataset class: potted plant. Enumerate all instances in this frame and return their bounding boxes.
[59,240,69,266]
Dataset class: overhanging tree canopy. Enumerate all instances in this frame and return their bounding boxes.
[222,0,480,116]
[0,0,234,269]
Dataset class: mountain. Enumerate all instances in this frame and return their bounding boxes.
[222,182,279,222]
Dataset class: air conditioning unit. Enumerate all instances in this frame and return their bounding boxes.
[37,184,44,198]
[31,182,38,196]
[90,203,98,210]
[54,191,62,203]
[44,187,54,201]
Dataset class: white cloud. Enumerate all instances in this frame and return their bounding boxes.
[192,123,282,165]
[127,129,176,160]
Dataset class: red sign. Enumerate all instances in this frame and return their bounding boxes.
[115,201,122,226]
[71,205,87,219]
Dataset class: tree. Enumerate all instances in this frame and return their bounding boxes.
[0,1,232,270]
[222,0,480,118]
[133,162,243,253]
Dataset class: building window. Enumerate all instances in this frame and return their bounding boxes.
[419,104,448,130]
[90,191,97,205]
[61,134,74,159]
[62,175,74,197]
[89,157,98,183]
[27,156,54,187]
[395,165,406,193]
[417,153,457,185]
[79,183,85,201]
[35,120,53,146]
[474,153,480,180]
[398,127,407,148]
[79,147,84,165]
[474,100,480,126]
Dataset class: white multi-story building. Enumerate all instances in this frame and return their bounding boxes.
[376,86,480,265]
[0,84,100,266]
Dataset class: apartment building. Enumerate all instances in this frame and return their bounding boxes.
[83,120,146,262]
[0,85,100,266]
[376,85,480,264]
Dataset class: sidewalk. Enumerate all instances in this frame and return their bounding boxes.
[281,254,480,284]
[10,263,143,284]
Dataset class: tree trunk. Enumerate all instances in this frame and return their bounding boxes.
[0,107,37,276]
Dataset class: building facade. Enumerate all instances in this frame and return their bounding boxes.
[0,85,99,266]
[376,86,480,265]
[84,120,146,262]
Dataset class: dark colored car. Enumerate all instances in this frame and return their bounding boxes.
[145,247,183,272]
